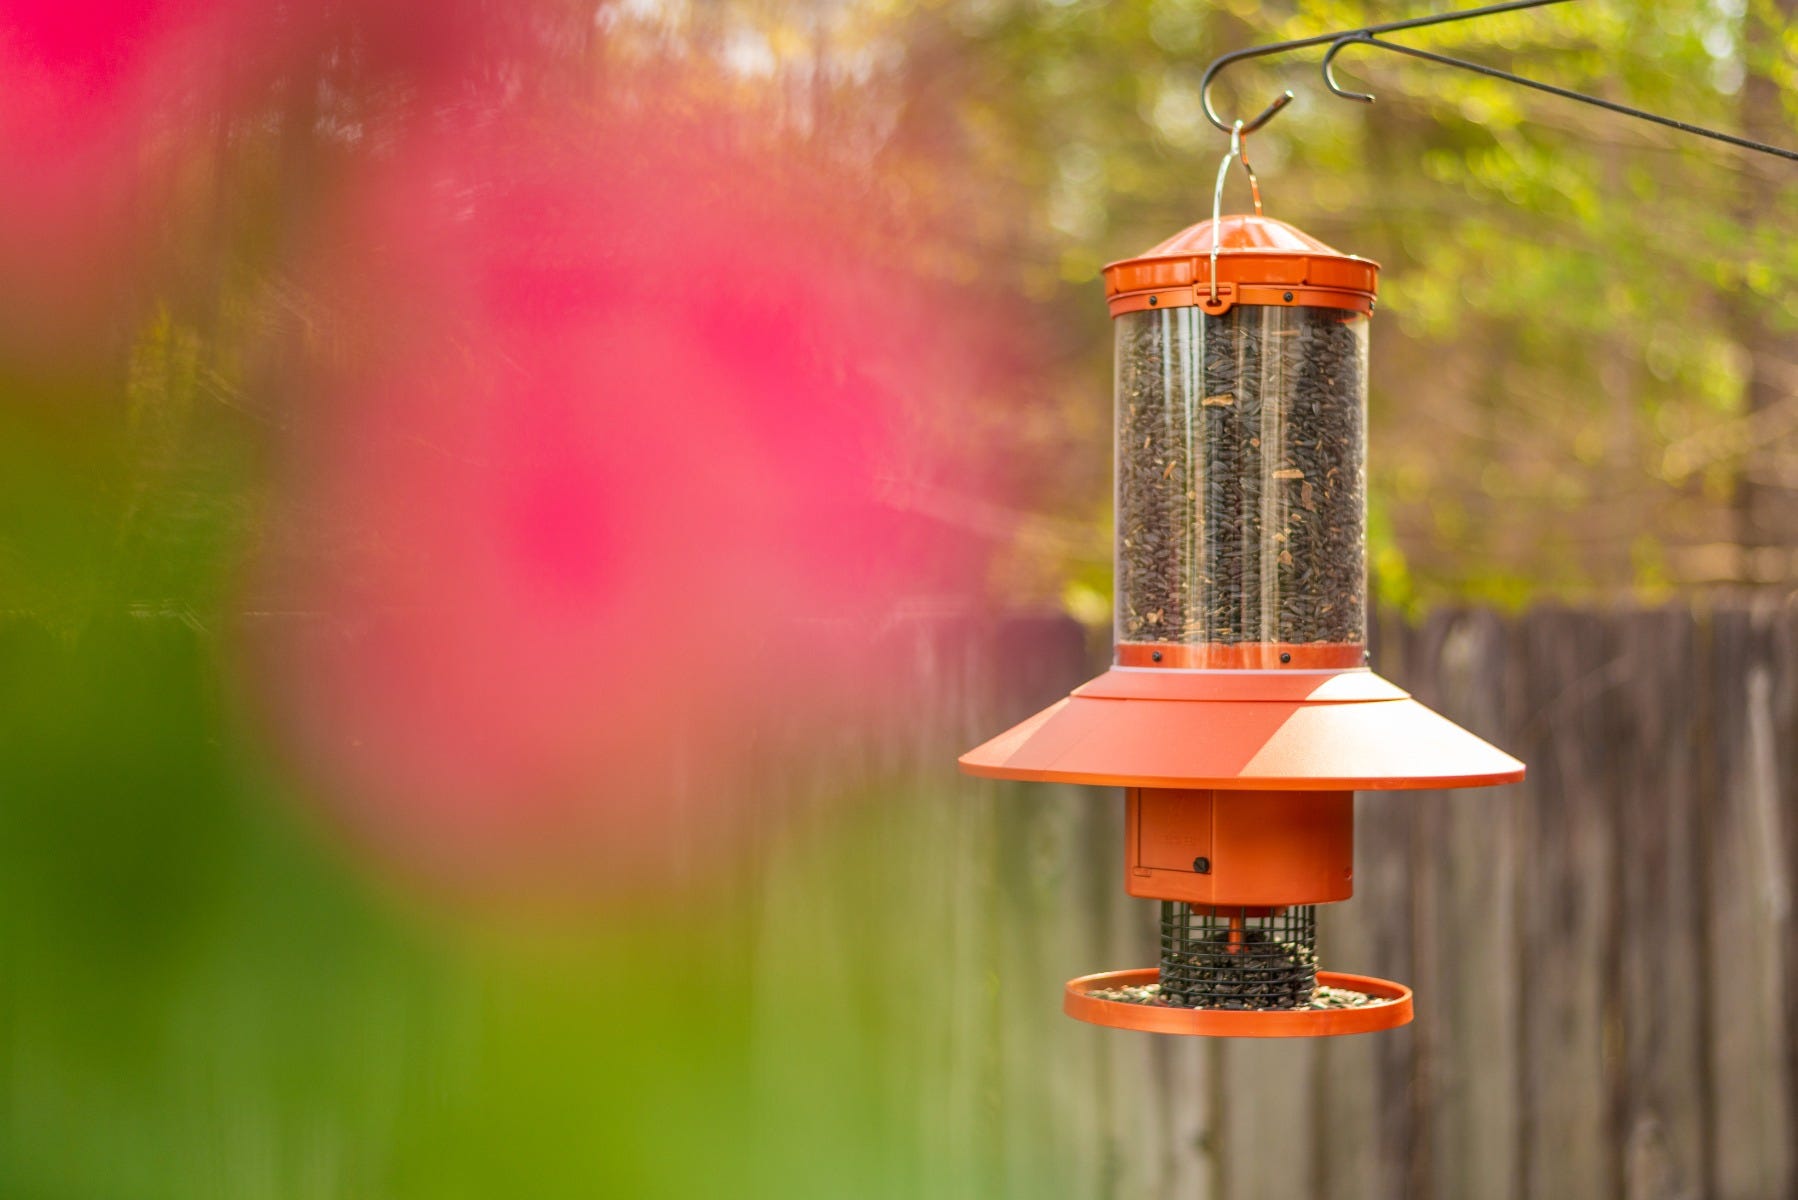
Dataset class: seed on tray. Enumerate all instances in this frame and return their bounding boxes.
[1090,982,1381,1010]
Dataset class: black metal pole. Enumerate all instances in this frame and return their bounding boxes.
[1200,0,1798,164]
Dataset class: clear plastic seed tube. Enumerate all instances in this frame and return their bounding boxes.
[1115,303,1369,664]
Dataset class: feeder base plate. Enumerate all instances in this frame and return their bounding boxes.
[1064,968,1413,1038]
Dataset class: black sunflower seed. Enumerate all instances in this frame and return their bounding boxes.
[1116,305,1366,647]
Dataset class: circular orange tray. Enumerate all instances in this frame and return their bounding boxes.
[1064,968,1413,1038]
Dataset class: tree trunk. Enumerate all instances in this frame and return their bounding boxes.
[1730,0,1798,583]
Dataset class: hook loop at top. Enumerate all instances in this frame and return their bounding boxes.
[1240,89,1296,134]
[1323,35,1377,103]
[1200,74,1295,136]
[1208,121,1265,305]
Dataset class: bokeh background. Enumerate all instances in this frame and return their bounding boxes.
[1,1,1795,1197]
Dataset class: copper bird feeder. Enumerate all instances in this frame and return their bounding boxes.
[959,132,1525,1038]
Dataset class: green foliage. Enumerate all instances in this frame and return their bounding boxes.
[0,619,976,1199]
[883,0,1798,608]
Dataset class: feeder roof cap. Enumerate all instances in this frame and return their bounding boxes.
[1130,213,1361,259]
[1102,214,1379,314]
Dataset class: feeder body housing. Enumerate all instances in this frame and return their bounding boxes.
[1126,787,1352,907]
[957,212,1525,1038]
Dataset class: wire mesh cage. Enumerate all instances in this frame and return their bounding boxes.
[1158,902,1318,1009]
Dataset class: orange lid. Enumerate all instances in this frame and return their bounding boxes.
[1102,214,1379,318]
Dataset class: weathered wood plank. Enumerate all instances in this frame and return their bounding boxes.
[996,782,1114,1198]
[1315,781,1417,1200]
[1514,608,1617,1200]
[1613,608,1705,1200]
[1409,607,1522,1200]
[1703,605,1794,1200]
[984,620,1119,1200]
[1785,605,1798,1200]
[1143,1026,1214,1199]
[1218,1037,1320,1200]
[1096,826,1188,1200]
[1316,605,1420,1200]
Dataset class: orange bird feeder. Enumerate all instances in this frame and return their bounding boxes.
[960,173,1524,1037]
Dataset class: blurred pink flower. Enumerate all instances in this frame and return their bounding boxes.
[248,78,996,890]
[0,0,201,349]
[0,0,514,358]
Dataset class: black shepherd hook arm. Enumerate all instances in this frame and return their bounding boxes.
[1200,0,1798,163]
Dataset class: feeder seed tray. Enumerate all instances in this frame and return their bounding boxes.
[1065,969,1412,1038]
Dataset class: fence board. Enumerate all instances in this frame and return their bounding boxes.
[1316,780,1415,1200]
[1308,606,1421,1199]
[1704,606,1794,1200]
[1614,609,1705,1200]
[1511,610,1619,1199]
[1218,1037,1319,1200]
[1410,609,1521,1200]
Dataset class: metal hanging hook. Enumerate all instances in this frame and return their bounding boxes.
[1199,0,1798,164]
[1322,36,1377,104]
[1209,121,1264,305]
[1199,0,1568,133]
[1233,90,1297,137]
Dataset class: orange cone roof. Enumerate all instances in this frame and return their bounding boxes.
[1101,214,1379,316]
[958,668,1523,792]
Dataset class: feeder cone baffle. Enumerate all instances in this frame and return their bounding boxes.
[959,212,1524,1038]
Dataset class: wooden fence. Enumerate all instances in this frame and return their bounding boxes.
[794,604,1798,1200]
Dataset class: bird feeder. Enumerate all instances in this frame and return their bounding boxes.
[959,158,1525,1037]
